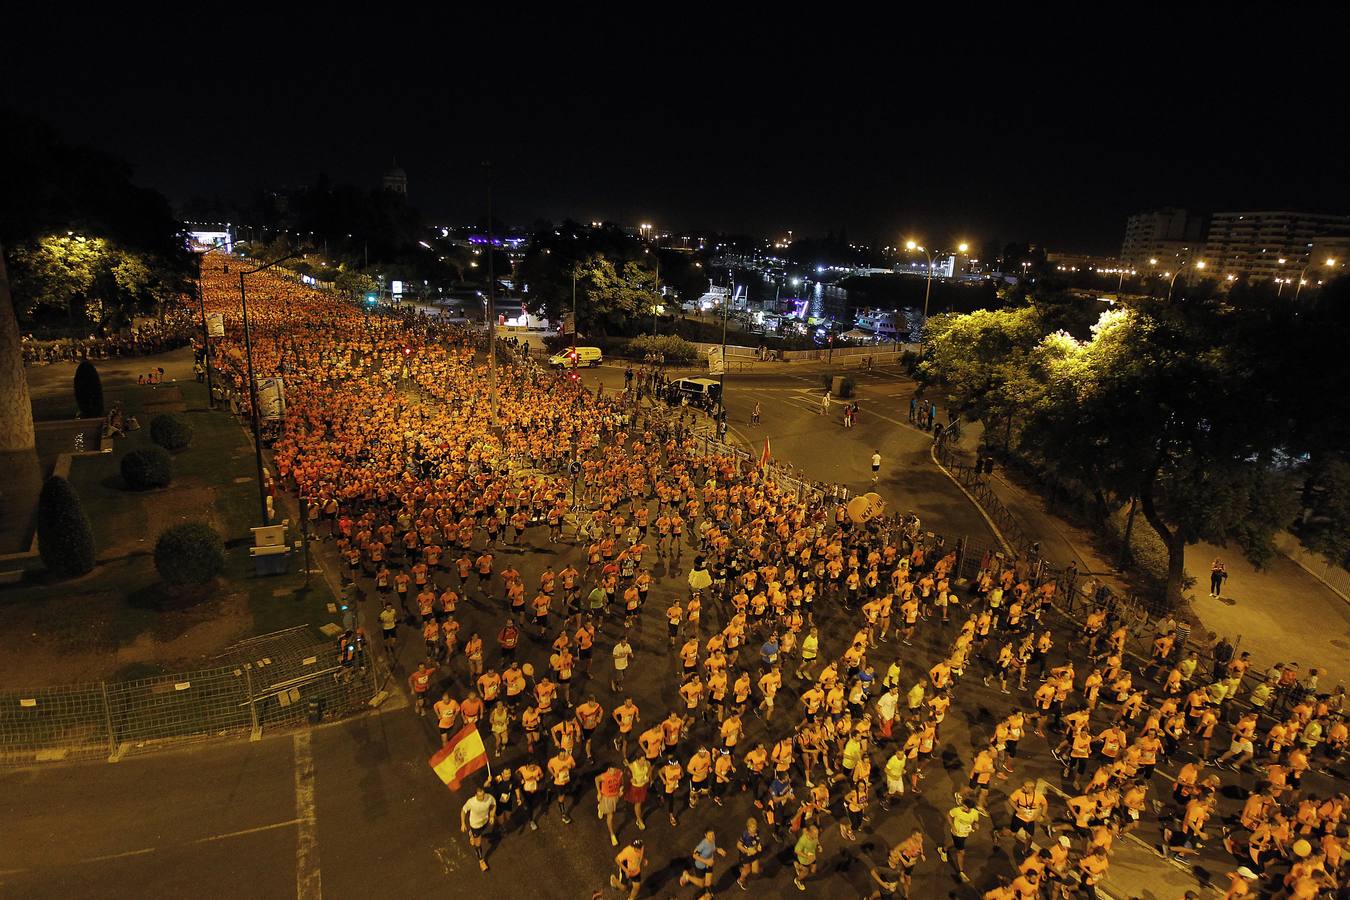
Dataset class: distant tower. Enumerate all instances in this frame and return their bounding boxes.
[382,157,408,196]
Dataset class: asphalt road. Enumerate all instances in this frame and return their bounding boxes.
[6,362,1334,900]
[581,363,994,543]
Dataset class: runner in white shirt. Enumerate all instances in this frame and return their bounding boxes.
[461,786,497,871]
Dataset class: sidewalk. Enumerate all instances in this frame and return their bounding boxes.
[1186,539,1350,687]
[948,424,1350,687]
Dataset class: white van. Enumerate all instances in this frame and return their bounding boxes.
[547,346,603,368]
[670,377,723,408]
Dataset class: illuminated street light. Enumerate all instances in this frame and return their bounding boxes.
[903,238,972,320]
[1295,256,1338,300]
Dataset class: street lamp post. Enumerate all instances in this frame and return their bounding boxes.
[717,279,730,421]
[483,161,498,426]
[238,250,301,525]
[194,258,215,409]
[1294,257,1337,301]
[652,253,660,336]
[905,239,969,323]
[1165,260,1206,302]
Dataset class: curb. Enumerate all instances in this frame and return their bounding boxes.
[928,441,1013,557]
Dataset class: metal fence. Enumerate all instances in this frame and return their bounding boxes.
[0,628,377,767]
[693,432,827,506]
[934,435,1170,625]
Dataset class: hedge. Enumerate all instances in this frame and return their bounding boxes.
[154,521,226,586]
[36,475,97,577]
[74,359,104,417]
[150,413,194,451]
[120,447,173,490]
[626,334,700,364]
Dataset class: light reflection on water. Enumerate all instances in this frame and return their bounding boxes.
[718,267,852,323]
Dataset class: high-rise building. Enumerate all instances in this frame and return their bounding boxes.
[382,158,408,196]
[1204,211,1350,280]
[1120,208,1204,268]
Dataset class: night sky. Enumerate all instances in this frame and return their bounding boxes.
[5,11,1346,254]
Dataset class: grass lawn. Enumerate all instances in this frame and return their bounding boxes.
[0,378,338,686]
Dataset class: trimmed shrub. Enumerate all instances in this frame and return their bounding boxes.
[120,447,173,490]
[150,413,194,451]
[154,521,226,586]
[74,359,104,417]
[36,475,96,577]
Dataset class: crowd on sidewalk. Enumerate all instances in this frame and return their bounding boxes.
[22,307,197,366]
[200,254,1348,898]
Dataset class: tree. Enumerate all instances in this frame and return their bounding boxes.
[917,307,1047,445]
[0,243,35,452]
[0,112,194,332]
[7,234,105,321]
[74,359,104,417]
[516,221,668,334]
[37,475,96,577]
[923,292,1314,608]
[334,269,379,301]
[579,255,659,336]
[154,521,225,586]
[1299,457,1350,567]
[1027,303,1297,606]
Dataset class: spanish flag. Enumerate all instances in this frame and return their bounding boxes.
[428,725,489,790]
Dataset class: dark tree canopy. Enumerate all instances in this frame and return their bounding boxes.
[920,278,1350,606]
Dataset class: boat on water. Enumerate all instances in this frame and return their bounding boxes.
[853,308,906,338]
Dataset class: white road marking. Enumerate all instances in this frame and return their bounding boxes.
[0,818,306,875]
[195,818,304,845]
[293,731,322,900]
[84,847,158,863]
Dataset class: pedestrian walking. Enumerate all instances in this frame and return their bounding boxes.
[871,449,882,483]
[1209,558,1227,597]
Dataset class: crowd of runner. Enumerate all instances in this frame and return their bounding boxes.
[200,254,1348,898]
[22,307,197,365]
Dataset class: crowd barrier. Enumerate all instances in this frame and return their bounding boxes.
[0,628,377,767]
